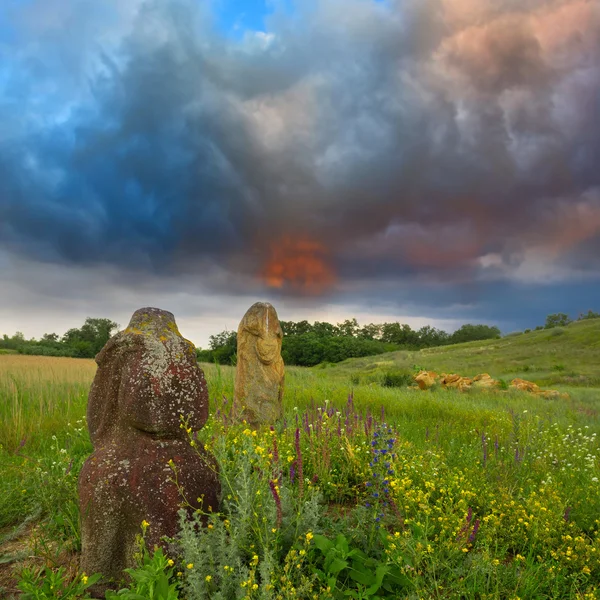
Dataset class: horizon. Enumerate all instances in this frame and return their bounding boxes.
[1,0,599,345]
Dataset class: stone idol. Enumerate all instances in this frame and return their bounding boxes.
[78,308,220,596]
[234,302,285,425]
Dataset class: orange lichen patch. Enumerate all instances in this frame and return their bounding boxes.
[261,235,336,294]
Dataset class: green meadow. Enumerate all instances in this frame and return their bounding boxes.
[1,319,599,598]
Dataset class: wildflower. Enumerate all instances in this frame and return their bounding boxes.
[167,559,174,566]
[81,574,88,585]
[269,479,283,528]
[141,520,150,530]
[187,563,194,569]
[295,428,304,499]
[205,575,212,582]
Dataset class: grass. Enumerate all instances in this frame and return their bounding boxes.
[325,318,600,388]
[0,327,599,598]
[0,355,96,453]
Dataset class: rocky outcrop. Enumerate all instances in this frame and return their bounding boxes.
[411,372,565,398]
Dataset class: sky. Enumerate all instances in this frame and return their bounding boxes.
[0,0,599,348]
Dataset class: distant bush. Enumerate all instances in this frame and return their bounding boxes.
[545,313,572,329]
[549,327,566,337]
[524,329,531,333]
[18,345,77,358]
[449,324,501,344]
[505,331,523,337]
[381,371,413,388]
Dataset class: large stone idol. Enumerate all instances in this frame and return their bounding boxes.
[78,308,220,596]
[234,302,285,424]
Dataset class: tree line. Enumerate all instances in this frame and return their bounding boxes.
[1,310,597,364]
[0,318,119,358]
[196,319,502,367]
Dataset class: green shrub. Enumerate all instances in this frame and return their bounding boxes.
[381,372,412,388]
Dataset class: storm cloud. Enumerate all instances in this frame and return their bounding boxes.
[1,0,599,339]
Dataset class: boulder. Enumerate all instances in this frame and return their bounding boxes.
[472,373,499,388]
[78,308,220,596]
[440,373,472,391]
[414,370,437,390]
[234,302,285,424]
[536,390,561,399]
[510,378,540,393]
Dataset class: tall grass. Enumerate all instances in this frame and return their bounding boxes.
[2,356,598,455]
[0,356,95,452]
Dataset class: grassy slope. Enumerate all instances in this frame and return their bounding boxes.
[323,318,600,387]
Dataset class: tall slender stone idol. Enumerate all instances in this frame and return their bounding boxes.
[78,308,220,596]
[234,302,285,424]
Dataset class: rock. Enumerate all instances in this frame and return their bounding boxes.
[441,373,461,387]
[472,373,499,388]
[510,378,540,393]
[414,370,437,390]
[234,302,285,424]
[536,390,561,399]
[78,308,220,597]
[441,373,472,391]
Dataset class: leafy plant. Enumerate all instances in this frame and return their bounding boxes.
[381,372,412,388]
[106,542,180,600]
[310,533,410,599]
[18,566,100,599]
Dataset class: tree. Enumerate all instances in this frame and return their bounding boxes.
[209,330,237,365]
[337,318,359,338]
[358,323,382,340]
[416,326,450,348]
[380,323,420,347]
[544,313,572,329]
[62,318,119,357]
[41,333,60,344]
[578,310,600,321]
[450,324,501,344]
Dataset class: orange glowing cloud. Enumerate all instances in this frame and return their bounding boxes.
[261,235,336,294]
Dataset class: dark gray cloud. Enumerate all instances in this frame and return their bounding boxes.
[1,0,599,331]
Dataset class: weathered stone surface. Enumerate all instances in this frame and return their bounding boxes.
[234,302,284,424]
[78,308,219,596]
[438,374,470,390]
[510,378,540,393]
[472,373,499,388]
[414,370,437,390]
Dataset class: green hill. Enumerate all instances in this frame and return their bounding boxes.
[324,317,600,387]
